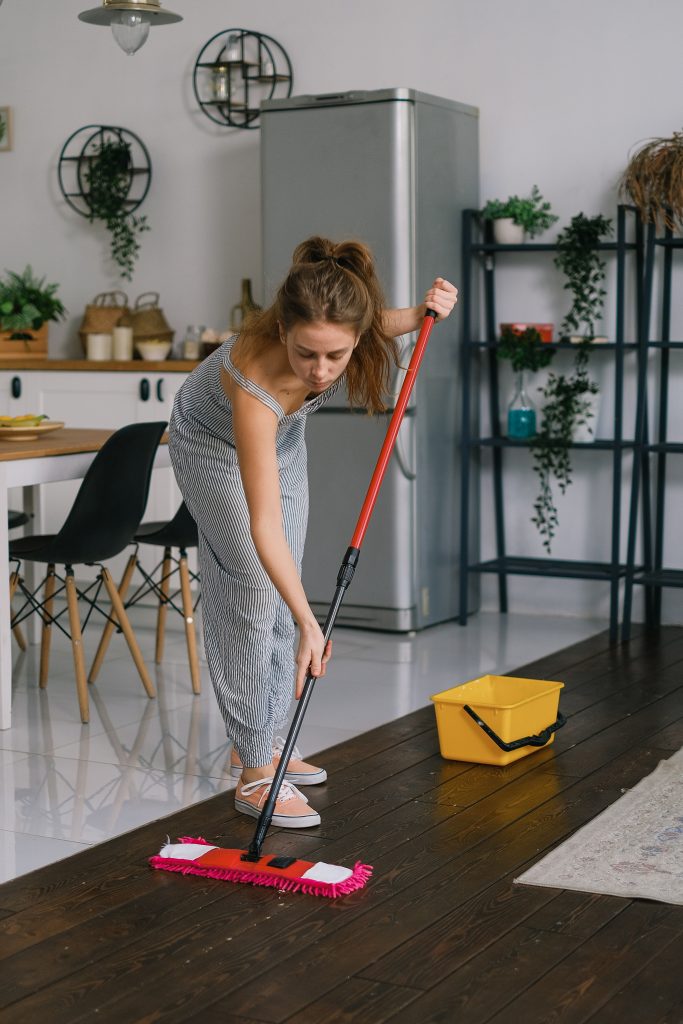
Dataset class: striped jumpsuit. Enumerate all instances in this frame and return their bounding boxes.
[169,338,342,769]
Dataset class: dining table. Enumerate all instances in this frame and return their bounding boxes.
[0,427,171,729]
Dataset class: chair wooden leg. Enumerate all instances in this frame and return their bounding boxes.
[39,565,56,689]
[9,570,27,652]
[179,553,201,695]
[155,547,172,665]
[65,569,89,724]
[89,553,136,683]
[101,567,156,699]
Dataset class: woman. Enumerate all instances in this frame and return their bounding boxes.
[169,236,457,828]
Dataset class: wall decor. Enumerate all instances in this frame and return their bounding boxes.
[193,29,292,130]
[0,107,12,152]
[58,125,152,281]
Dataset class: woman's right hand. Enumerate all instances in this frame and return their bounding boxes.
[295,619,332,699]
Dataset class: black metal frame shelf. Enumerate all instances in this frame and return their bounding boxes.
[458,205,642,643]
[473,557,630,582]
[623,221,683,637]
[192,29,292,130]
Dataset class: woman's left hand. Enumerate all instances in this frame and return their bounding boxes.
[422,277,458,322]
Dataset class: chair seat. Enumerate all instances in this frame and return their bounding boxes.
[134,503,198,549]
[8,510,30,530]
[9,535,60,563]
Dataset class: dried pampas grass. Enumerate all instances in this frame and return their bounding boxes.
[619,130,683,231]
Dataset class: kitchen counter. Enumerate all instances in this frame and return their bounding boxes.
[0,359,200,372]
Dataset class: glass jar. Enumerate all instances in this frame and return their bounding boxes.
[507,371,536,439]
[182,325,205,361]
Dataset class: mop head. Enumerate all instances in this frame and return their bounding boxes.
[149,836,372,899]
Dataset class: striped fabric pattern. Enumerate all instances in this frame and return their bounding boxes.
[169,338,342,768]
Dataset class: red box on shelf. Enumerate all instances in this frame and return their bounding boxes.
[500,322,554,343]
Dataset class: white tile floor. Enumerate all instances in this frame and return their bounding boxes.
[0,606,605,883]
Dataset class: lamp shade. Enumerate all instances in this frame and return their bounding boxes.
[78,0,182,27]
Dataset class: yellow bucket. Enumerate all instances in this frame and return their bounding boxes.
[430,674,565,766]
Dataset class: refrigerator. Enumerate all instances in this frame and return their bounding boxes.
[260,87,480,630]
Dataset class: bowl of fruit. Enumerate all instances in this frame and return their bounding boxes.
[0,414,65,441]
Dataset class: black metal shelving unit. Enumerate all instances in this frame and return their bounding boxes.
[458,205,642,643]
[623,224,683,639]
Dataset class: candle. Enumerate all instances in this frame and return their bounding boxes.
[86,333,113,361]
[112,325,134,360]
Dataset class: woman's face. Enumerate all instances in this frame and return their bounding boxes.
[282,320,358,392]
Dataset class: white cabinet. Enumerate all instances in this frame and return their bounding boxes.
[0,367,189,581]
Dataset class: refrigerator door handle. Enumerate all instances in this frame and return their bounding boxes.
[390,336,417,480]
[394,421,416,480]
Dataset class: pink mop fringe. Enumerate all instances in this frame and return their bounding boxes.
[149,837,372,899]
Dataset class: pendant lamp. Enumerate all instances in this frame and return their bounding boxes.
[78,0,182,56]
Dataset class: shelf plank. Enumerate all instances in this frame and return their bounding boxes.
[471,437,636,451]
[470,557,627,581]
[632,569,683,588]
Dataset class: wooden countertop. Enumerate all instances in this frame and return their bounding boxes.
[0,427,169,461]
[0,427,114,461]
[0,359,199,372]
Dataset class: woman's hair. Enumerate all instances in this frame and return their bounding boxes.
[240,236,399,413]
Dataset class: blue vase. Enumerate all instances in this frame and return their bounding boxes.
[507,371,536,439]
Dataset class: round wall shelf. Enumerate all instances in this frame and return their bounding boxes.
[193,29,293,130]
[58,125,152,218]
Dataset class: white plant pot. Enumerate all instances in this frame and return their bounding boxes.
[572,392,601,443]
[493,218,525,245]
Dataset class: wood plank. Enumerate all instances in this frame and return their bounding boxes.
[1,628,682,1024]
[483,905,682,1024]
[581,930,683,1024]
[160,746,668,1022]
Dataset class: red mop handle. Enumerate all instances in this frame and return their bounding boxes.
[350,309,437,550]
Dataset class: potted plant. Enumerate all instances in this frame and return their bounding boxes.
[0,266,66,358]
[619,129,683,231]
[85,139,149,282]
[481,185,558,244]
[497,325,556,439]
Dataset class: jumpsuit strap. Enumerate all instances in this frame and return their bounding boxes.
[223,342,285,421]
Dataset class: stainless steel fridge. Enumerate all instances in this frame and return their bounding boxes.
[260,87,480,630]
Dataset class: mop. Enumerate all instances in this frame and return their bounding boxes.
[150,310,439,898]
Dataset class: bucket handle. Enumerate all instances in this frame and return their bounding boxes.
[462,704,566,752]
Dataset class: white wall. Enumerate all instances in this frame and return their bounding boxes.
[1,0,681,623]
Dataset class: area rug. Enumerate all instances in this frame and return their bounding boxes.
[515,747,683,904]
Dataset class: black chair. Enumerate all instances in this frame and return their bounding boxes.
[8,509,31,652]
[9,421,168,723]
[90,501,201,695]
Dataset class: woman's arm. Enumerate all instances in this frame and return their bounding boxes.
[382,277,458,336]
[231,383,330,696]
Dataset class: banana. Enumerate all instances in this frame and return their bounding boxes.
[0,414,48,428]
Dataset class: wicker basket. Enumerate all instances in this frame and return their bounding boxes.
[119,292,174,346]
[78,291,129,353]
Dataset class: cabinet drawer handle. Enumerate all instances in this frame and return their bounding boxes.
[140,378,150,402]
[156,379,164,403]
[11,376,21,399]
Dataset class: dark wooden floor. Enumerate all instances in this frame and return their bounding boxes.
[2,627,683,1024]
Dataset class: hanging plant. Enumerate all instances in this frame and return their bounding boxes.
[553,213,613,341]
[84,140,149,282]
[619,129,683,231]
[531,344,599,553]
[527,213,611,552]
